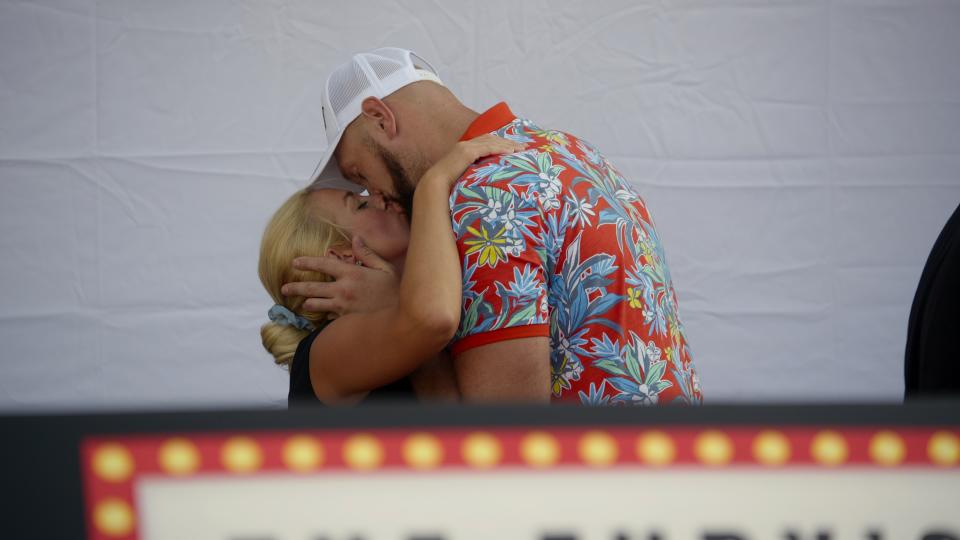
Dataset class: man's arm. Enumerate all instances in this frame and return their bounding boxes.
[409,351,461,403]
[453,337,551,403]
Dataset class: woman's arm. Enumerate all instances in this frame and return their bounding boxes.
[292,135,526,403]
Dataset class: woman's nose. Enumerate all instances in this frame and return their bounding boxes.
[369,191,388,210]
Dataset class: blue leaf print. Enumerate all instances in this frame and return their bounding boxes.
[578,381,612,406]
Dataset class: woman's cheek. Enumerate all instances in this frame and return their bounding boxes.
[367,216,404,255]
[382,219,409,259]
[392,217,411,244]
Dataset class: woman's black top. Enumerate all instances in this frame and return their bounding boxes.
[288,327,415,407]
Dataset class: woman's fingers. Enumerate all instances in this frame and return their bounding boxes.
[464,134,526,160]
[423,135,527,188]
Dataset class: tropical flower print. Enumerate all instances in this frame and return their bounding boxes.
[627,287,643,309]
[463,221,510,268]
[577,381,612,406]
[589,333,673,405]
[566,193,596,228]
[449,105,702,405]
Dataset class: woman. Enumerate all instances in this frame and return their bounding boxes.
[258,135,526,405]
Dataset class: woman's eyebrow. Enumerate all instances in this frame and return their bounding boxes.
[342,191,352,208]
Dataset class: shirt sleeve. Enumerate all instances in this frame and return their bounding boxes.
[447,161,552,356]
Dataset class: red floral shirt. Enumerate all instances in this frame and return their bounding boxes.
[448,103,702,405]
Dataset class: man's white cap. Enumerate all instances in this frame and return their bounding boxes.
[308,47,443,191]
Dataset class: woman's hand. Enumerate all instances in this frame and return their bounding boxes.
[421,134,526,188]
[282,236,400,317]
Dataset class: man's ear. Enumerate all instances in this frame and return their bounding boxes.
[326,245,357,265]
[360,96,398,140]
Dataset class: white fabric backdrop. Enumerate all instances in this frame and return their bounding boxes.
[1,0,958,411]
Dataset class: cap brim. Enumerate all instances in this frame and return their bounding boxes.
[306,129,364,193]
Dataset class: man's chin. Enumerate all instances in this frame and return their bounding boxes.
[387,189,414,218]
[385,199,406,215]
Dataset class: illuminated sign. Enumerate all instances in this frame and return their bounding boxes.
[82,427,960,539]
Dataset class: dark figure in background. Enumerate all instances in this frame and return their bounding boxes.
[905,202,960,397]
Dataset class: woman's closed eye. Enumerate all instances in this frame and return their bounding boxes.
[357,200,369,211]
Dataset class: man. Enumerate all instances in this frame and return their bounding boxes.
[904,202,960,397]
[286,47,702,404]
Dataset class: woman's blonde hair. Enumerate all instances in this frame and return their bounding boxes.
[258,188,350,368]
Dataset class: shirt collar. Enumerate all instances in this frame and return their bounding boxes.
[459,102,517,141]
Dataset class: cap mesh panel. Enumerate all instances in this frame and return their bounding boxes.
[328,61,370,115]
[368,57,402,80]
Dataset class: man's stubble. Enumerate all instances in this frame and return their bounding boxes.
[371,141,430,219]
